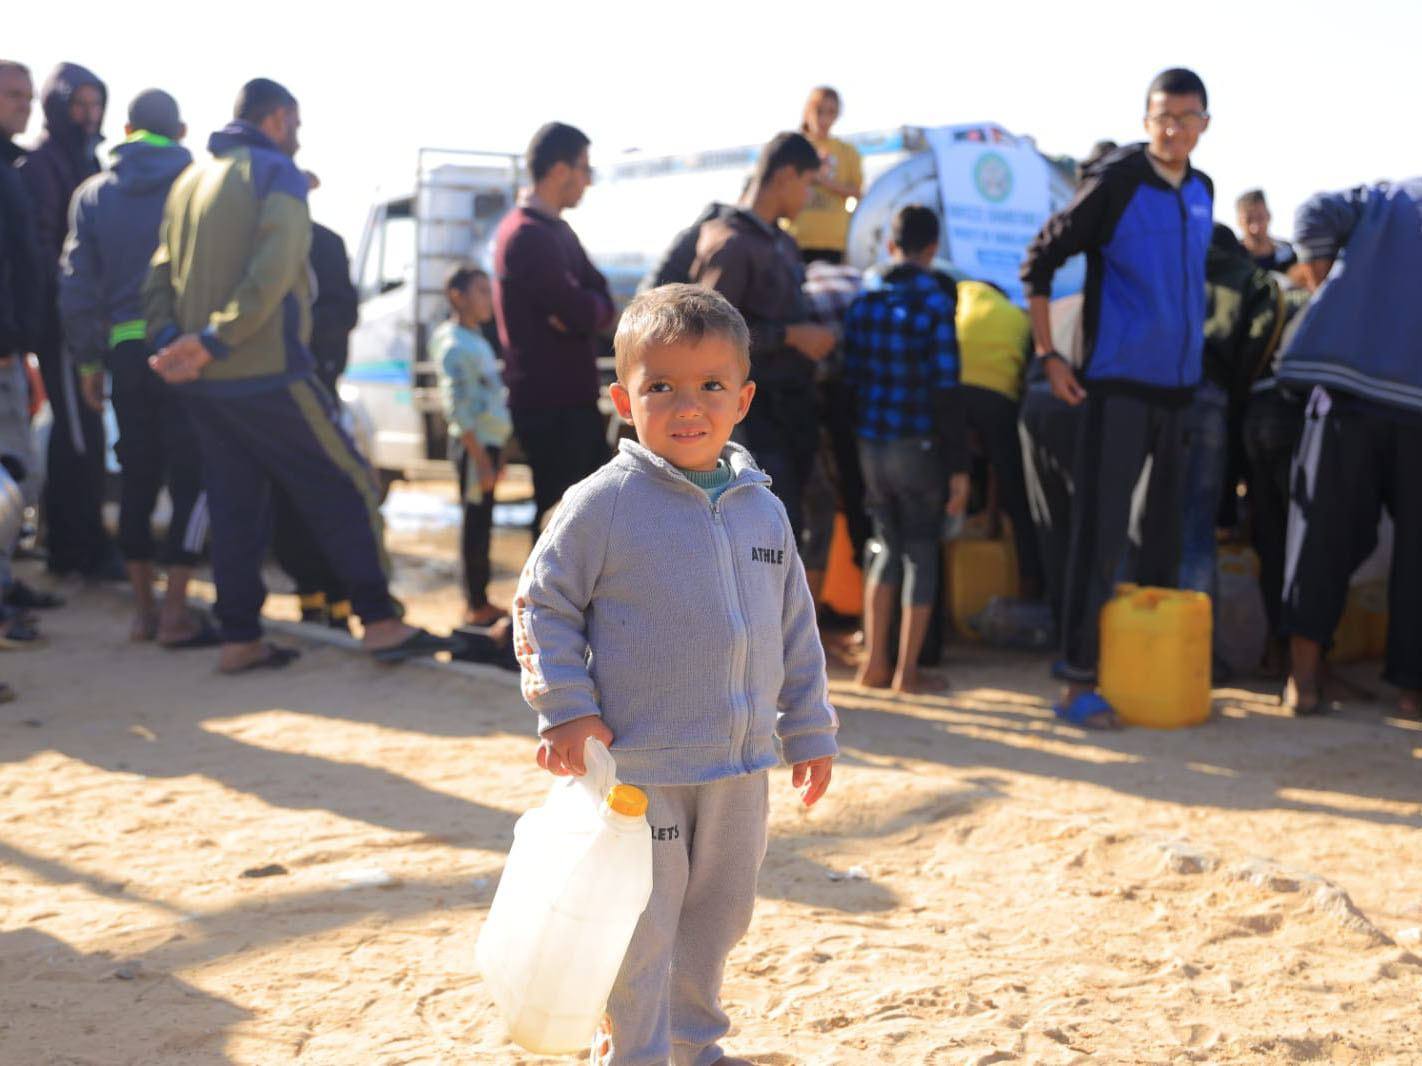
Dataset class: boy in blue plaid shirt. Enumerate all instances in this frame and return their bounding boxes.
[842,205,968,692]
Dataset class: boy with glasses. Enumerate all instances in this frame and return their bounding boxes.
[1019,68,1214,727]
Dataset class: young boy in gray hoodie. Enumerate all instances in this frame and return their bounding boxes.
[513,283,839,1066]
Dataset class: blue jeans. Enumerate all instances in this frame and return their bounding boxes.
[1179,381,1229,599]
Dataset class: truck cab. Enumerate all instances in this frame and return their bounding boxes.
[342,150,521,492]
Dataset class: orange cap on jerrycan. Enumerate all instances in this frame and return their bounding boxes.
[607,784,648,818]
[1098,584,1212,729]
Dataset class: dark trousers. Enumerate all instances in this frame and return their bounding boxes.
[1242,385,1305,638]
[272,491,346,602]
[1178,380,1230,599]
[1057,391,1187,683]
[1282,390,1422,691]
[186,377,394,644]
[109,340,206,566]
[272,368,347,604]
[458,444,501,610]
[962,384,1044,592]
[733,384,818,539]
[821,377,871,560]
[36,312,111,574]
[512,403,607,536]
[1019,380,1082,625]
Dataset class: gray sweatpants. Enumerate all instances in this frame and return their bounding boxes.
[606,771,769,1066]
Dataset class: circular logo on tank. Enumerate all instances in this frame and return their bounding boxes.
[974,152,1013,203]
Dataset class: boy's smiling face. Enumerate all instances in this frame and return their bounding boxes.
[609,336,756,473]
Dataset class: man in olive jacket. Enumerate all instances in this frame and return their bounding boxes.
[145,78,453,671]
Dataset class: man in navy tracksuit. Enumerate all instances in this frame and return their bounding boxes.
[1276,179,1422,718]
[1020,68,1213,726]
[144,78,454,672]
[59,89,212,647]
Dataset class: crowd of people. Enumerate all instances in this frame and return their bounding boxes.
[482,75,1416,728]
[0,59,1417,725]
[0,64,460,691]
[0,52,1418,1066]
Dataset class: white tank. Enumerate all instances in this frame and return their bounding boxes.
[476,739,654,1055]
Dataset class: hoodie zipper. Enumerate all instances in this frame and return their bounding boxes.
[1175,181,1192,387]
[616,444,766,771]
[709,488,755,773]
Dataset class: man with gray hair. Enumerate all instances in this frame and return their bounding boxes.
[59,89,214,646]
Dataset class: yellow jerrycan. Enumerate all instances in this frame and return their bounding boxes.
[1099,584,1212,728]
[947,534,1020,638]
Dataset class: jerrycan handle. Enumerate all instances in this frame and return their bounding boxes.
[570,737,620,809]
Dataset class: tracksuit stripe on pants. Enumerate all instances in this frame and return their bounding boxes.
[184,375,394,644]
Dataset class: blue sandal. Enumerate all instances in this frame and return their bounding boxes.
[1053,690,1121,730]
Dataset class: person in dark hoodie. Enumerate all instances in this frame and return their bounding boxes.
[690,132,837,537]
[144,77,456,672]
[18,61,121,581]
[1275,177,1422,719]
[59,88,214,649]
[1020,68,1214,728]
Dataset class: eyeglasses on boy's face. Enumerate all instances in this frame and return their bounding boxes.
[1145,111,1209,132]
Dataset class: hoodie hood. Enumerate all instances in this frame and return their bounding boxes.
[110,135,192,194]
[613,437,769,493]
[206,120,308,202]
[40,62,107,157]
[208,119,279,158]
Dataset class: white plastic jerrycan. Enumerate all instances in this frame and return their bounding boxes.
[476,738,654,1055]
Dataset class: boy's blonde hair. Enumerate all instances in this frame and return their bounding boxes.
[614,284,751,382]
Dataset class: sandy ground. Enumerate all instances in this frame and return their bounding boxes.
[2,504,1422,1065]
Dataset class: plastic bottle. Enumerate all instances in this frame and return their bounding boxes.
[476,739,654,1055]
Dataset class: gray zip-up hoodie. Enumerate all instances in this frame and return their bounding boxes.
[514,438,839,787]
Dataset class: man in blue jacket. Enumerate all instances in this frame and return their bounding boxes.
[1020,68,1213,727]
[1276,179,1422,719]
[60,89,212,648]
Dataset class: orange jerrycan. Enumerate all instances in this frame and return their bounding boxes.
[821,513,863,617]
[1099,585,1212,728]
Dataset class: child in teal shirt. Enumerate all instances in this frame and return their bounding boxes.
[431,266,512,625]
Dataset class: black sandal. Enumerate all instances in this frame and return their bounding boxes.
[371,628,460,664]
[5,581,64,610]
[161,616,222,650]
[219,643,301,675]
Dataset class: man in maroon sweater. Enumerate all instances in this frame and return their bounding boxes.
[493,121,614,535]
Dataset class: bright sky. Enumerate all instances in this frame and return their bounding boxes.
[12,0,1418,259]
